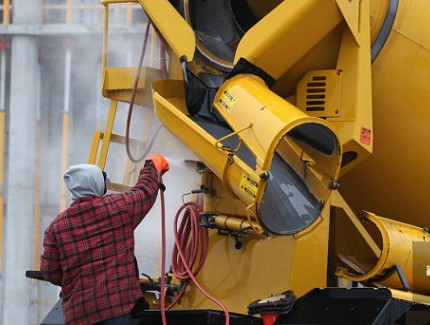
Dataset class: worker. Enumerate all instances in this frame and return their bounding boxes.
[40,154,169,325]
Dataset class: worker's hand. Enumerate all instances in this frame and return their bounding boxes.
[146,154,169,175]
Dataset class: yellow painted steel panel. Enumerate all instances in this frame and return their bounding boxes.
[103,67,149,91]
[138,0,195,62]
[102,67,161,105]
[235,0,343,79]
[340,0,430,228]
[177,206,330,314]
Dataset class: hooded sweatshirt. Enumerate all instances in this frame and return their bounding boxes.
[41,161,159,325]
[63,164,105,201]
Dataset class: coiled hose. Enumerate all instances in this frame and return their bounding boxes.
[159,187,230,324]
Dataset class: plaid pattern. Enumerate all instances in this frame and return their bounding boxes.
[41,161,159,325]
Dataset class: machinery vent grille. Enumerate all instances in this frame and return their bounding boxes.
[306,76,326,111]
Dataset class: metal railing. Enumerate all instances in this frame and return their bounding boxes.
[0,0,144,25]
[42,0,143,25]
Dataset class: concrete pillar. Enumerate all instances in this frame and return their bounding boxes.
[3,1,39,324]
[3,35,39,325]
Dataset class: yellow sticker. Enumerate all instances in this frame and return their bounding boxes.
[240,174,259,199]
[219,89,237,111]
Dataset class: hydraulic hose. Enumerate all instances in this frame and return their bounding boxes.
[125,21,167,163]
[125,21,151,163]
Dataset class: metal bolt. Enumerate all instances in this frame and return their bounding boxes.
[329,181,340,190]
[260,172,269,181]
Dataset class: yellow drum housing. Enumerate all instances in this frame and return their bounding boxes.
[341,0,430,229]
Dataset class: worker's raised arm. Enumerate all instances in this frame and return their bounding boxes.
[113,154,169,228]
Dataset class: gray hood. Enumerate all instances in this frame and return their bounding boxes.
[63,164,105,201]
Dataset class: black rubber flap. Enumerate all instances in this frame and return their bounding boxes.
[260,153,322,235]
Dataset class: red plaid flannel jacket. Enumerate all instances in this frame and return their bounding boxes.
[41,161,159,324]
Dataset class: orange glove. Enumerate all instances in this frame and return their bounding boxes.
[146,154,169,175]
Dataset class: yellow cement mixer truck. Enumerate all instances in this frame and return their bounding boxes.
[39,0,430,324]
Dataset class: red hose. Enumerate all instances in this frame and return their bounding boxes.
[161,201,230,325]
[160,176,167,325]
[170,202,208,283]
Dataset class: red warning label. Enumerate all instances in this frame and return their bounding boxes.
[360,127,372,145]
